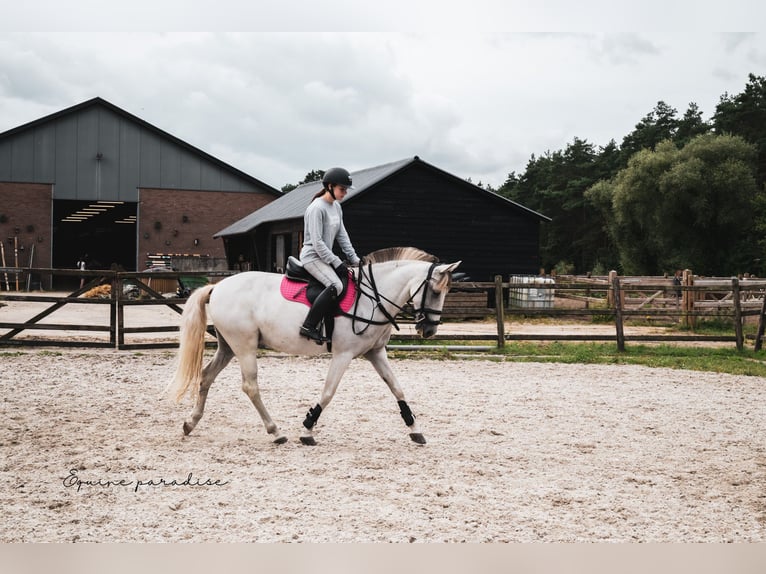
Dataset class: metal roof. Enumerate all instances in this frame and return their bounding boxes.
[214,156,549,237]
[214,157,413,236]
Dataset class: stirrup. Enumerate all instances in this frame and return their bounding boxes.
[300,325,328,344]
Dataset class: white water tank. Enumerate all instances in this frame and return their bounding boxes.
[508,275,555,308]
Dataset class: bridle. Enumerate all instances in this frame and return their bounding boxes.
[413,262,444,331]
[340,260,443,335]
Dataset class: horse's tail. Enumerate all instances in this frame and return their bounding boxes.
[166,284,216,403]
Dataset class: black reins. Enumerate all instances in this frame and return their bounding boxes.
[340,260,442,335]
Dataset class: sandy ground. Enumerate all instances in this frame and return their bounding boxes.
[1,344,765,542]
[2,292,764,542]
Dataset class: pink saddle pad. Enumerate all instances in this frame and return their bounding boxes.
[279,275,357,313]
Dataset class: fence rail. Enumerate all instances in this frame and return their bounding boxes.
[2,268,766,351]
[0,267,234,350]
[392,273,766,352]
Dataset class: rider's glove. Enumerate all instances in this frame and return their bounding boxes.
[334,262,349,278]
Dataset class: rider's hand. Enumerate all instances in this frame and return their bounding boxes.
[334,262,349,278]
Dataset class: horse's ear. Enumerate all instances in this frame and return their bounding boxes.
[436,261,461,275]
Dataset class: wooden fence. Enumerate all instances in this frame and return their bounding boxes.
[0,268,234,350]
[392,272,766,352]
[2,267,766,351]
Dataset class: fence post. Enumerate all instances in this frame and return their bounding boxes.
[0,240,9,291]
[754,292,766,351]
[494,275,505,348]
[117,273,127,349]
[110,272,120,348]
[682,269,694,330]
[611,274,626,352]
[732,276,743,351]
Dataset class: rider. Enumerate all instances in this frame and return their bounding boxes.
[298,167,361,343]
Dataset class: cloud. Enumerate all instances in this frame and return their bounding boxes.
[0,30,764,190]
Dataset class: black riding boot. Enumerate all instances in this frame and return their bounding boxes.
[299,286,338,344]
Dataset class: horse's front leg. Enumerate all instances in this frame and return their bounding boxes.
[364,346,426,444]
[300,352,355,445]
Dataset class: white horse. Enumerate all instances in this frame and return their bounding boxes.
[166,247,461,445]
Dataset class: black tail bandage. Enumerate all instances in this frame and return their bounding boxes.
[303,404,323,430]
[398,400,415,426]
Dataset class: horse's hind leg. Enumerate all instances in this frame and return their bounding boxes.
[239,351,288,444]
[183,337,234,435]
[364,346,426,444]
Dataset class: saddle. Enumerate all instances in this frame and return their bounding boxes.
[280,257,357,345]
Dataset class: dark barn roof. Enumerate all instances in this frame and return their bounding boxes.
[215,156,547,238]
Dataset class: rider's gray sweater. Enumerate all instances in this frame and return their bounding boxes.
[299,197,360,268]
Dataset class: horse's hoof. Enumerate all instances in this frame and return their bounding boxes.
[273,436,288,445]
[300,436,317,446]
[409,433,426,445]
[182,422,192,436]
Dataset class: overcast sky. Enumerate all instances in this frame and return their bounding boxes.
[1,1,764,190]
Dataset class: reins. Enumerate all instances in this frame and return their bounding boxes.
[340,260,441,335]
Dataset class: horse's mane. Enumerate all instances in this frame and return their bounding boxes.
[363,247,438,264]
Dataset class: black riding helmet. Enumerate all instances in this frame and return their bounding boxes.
[322,167,353,189]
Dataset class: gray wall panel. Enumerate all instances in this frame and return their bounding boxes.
[54,115,78,198]
[97,109,121,200]
[119,121,140,201]
[160,142,181,188]
[11,131,34,181]
[180,150,202,190]
[33,127,56,182]
[1,100,275,200]
[0,141,11,180]
[139,131,161,188]
[200,164,221,189]
[76,108,99,199]
[219,170,243,192]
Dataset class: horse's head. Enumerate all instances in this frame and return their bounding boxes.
[413,260,461,338]
[359,248,462,337]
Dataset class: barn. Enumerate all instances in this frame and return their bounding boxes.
[215,156,550,281]
[0,97,281,288]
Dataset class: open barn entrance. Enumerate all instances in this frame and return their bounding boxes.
[52,200,137,289]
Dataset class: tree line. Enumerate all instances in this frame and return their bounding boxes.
[495,73,766,277]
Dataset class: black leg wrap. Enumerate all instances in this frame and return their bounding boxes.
[303,404,323,430]
[398,400,415,426]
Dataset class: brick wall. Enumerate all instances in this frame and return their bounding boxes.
[138,188,274,268]
[0,182,53,270]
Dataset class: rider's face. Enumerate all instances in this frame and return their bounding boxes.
[333,185,349,199]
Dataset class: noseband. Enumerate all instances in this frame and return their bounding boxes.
[413,262,443,331]
[342,261,443,334]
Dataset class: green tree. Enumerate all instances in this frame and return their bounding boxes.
[498,138,617,273]
[281,169,326,193]
[713,73,766,187]
[300,169,325,184]
[585,134,758,275]
[675,102,711,146]
[619,101,680,165]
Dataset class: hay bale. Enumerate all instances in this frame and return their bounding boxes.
[81,284,111,299]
